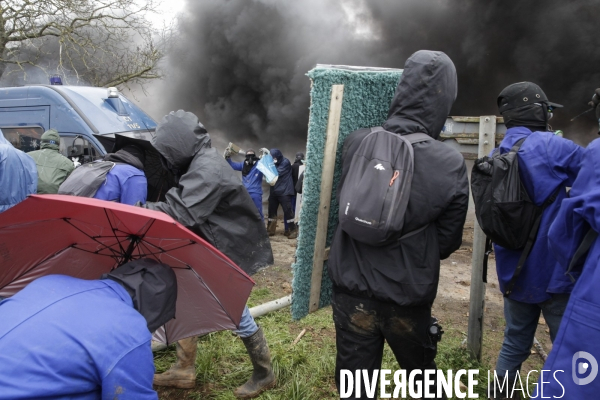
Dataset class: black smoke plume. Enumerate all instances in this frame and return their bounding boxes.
[162,0,600,153]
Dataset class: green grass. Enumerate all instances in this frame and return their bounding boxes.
[155,288,517,399]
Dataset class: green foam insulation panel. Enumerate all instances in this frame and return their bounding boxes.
[291,65,403,320]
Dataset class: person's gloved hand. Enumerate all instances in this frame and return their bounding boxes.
[223,145,232,158]
[588,88,600,120]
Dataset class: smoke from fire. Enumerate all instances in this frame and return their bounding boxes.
[152,0,600,153]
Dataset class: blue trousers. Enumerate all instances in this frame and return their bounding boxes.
[495,294,570,379]
[249,192,264,221]
[233,305,259,338]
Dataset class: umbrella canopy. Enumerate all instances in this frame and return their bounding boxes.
[0,195,254,344]
[94,132,177,202]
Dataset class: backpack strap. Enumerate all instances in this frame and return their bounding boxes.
[565,228,599,283]
[510,137,527,152]
[483,237,493,283]
[370,127,433,145]
[404,132,433,144]
[504,186,562,297]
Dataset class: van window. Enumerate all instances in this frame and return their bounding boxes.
[0,126,44,152]
[60,136,102,164]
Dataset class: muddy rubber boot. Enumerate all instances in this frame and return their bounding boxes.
[153,336,197,389]
[267,220,277,237]
[287,223,298,239]
[234,327,276,398]
[283,229,290,237]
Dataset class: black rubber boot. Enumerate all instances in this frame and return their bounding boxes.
[234,327,276,398]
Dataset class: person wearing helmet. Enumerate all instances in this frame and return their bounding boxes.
[490,82,584,399]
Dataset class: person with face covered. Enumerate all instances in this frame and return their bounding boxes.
[328,50,469,399]
[144,110,275,398]
[225,148,264,220]
[267,149,297,239]
[489,82,584,399]
[0,258,177,400]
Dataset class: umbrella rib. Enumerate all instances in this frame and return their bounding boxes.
[70,245,121,262]
[137,239,196,265]
[62,218,123,258]
[103,209,127,256]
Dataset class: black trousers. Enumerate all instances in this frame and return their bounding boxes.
[332,290,445,400]
[267,195,294,225]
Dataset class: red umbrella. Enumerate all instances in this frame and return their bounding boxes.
[0,195,255,344]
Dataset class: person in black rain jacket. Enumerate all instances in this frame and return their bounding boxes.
[328,50,469,399]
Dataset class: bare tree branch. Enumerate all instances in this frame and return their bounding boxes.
[0,0,166,88]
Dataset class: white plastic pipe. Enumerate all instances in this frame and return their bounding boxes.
[249,295,292,318]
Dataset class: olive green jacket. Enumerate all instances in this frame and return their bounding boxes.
[27,130,74,194]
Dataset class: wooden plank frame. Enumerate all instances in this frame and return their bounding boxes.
[467,115,497,361]
[308,84,344,313]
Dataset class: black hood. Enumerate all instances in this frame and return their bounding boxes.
[102,258,177,333]
[152,110,211,171]
[383,50,457,139]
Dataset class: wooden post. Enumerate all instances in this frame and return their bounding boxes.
[467,115,496,361]
[308,84,344,313]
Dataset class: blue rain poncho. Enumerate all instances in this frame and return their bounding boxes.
[0,275,157,399]
[0,130,37,212]
[540,138,600,397]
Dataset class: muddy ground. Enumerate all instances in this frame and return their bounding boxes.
[253,216,552,373]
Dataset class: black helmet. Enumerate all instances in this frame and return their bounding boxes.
[497,82,562,113]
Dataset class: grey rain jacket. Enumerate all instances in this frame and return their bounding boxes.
[146,111,273,275]
[328,50,469,306]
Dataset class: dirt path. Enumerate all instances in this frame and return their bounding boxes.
[255,217,552,373]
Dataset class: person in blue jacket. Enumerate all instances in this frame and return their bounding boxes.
[267,148,296,239]
[226,148,264,220]
[537,91,600,398]
[538,136,600,398]
[0,258,177,400]
[490,82,584,398]
[0,129,37,212]
[94,144,148,205]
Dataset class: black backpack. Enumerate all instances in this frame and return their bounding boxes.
[338,127,432,246]
[471,138,560,296]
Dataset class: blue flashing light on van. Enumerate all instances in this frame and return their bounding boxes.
[0,82,157,164]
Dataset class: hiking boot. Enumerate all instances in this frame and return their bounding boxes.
[267,220,277,236]
[234,327,276,398]
[151,340,168,352]
[283,230,290,237]
[153,336,197,389]
[287,223,298,239]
